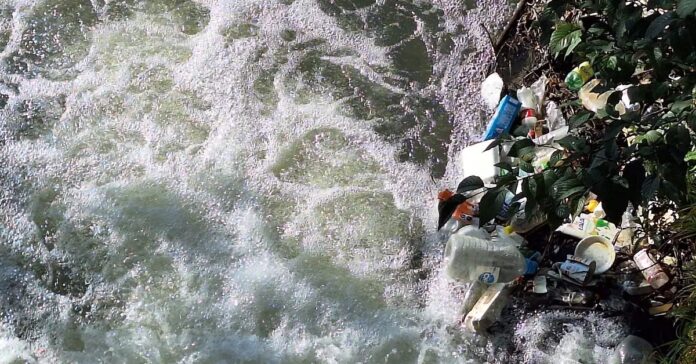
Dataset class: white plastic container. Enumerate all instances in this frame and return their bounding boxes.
[575,235,616,274]
[444,229,528,284]
[456,139,511,185]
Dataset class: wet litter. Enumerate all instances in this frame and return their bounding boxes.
[434,72,677,359]
[438,185,676,329]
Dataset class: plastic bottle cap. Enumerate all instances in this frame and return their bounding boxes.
[503,226,514,235]
[524,258,539,276]
[586,200,599,212]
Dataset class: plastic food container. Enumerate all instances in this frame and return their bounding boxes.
[575,235,616,274]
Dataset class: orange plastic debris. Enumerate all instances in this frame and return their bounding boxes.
[452,201,475,220]
[438,189,455,201]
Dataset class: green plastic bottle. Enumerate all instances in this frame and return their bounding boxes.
[565,62,594,91]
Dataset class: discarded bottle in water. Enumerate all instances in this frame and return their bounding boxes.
[609,335,655,364]
[633,249,669,289]
[439,201,480,241]
[444,229,533,284]
[565,61,594,91]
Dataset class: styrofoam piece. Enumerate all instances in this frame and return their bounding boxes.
[464,283,510,333]
[456,139,503,185]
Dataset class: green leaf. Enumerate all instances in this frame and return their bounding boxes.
[522,178,533,198]
[671,99,693,115]
[677,0,696,18]
[602,121,625,143]
[556,203,571,218]
[570,195,587,218]
[550,22,583,58]
[494,162,513,172]
[558,135,585,151]
[558,186,587,200]
[456,176,484,193]
[569,112,592,128]
[495,173,517,187]
[478,189,507,226]
[565,31,583,58]
[519,160,534,173]
[507,139,535,158]
[519,147,537,162]
[552,176,584,200]
[605,55,618,70]
[604,140,619,160]
[665,125,692,153]
[484,134,510,152]
[524,198,538,219]
[532,174,546,200]
[543,170,559,196]
[660,179,684,204]
[686,150,696,162]
[644,130,662,144]
[549,150,565,168]
[653,47,663,61]
[588,25,606,35]
[645,12,676,39]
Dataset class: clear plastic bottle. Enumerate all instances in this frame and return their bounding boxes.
[617,203,636,248]
[609,335,655,364]
[493,225,526,248]
[438,202,479,241]
[444,229,530,284]
[633,249,669,289]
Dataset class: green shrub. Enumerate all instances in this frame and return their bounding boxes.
[466,0,696,229]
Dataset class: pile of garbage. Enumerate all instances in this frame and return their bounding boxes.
[437,66,677,362]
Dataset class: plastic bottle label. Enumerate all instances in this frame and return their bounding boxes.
[477,267,500,284]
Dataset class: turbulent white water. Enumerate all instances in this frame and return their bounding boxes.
[0,0,629,362]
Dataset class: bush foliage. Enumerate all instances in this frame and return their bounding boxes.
[465,0,696,230]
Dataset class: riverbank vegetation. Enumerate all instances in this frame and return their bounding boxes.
[476,0,696,360]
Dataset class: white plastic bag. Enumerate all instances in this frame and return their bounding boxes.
[517,87,537,110]
[546,101,566,130]
[530,75,548,111]
[517,75,548,113]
